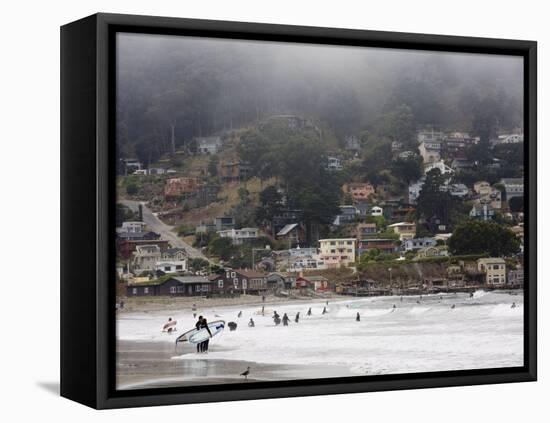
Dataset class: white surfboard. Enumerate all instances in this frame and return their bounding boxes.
[175,320,225,345]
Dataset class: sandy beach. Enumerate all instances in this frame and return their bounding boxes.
[116,290,524,390]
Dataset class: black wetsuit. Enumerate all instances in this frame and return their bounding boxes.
[282,314,290,326]
[200,320,213,352]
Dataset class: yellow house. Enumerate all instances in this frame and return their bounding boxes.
[477,258,506,285]
[387,222,416,241]
[318,238,356,269]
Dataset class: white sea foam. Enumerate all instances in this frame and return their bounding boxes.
[117,291,524,375]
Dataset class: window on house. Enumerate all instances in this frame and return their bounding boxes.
[169,286,176,294]
[164,266,171,271]
[144,287,149,294]
[233,278,239,287]
[132,288,137,295]
[176,265,183,270]
[218,280,223,288]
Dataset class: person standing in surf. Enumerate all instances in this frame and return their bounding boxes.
[195,316,203,352]
[307,307,312,316]
[295,312,300,323]
[356,312,360,322]
[199,317,213,353]
[282,313,290,326]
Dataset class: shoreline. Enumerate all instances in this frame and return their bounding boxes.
[117,288,523,313]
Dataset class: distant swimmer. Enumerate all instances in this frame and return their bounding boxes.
[391,304,396,312]
[469,292,474,298]
[192,303,197,311]
[240,366,250,380]
[326,300,329,306]
[248,318,255,327]
[511,302,517,309]
[356,312,360,322]
[416,300,421,304]
[400,296,403,302]
[307,307,312,316]
[282,313,290,326]
[261,305,265,316]
[451,304,456,309]
[228,321,238,331]
[295,312,300,323]
[322,306,327,315]
[193,313,197,318]
[238,311,242,318]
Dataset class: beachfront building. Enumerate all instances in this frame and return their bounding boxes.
[266,272,297,290]
[217,227,259,245]
[296,275,331,292]
[210,269,268,295]
[477,258,507,286]
[126,275,212,297]
[318,238,356,268]
[387,222,416,241]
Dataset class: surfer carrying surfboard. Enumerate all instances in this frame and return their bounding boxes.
[195,316,203,352]
[199,317,213,353]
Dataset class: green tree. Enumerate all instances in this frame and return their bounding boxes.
[508,196,524,213]
[416,168,453,224]
[207,237,236,261]
[391,155,423,185]
[449,220,520,256]
[126,182,138,196]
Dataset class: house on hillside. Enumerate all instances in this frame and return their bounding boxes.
[333,205,358,226]
[370,206,383,217]
[120,221,146,233]
[276,223,303,247]
[161,248,187,261]
[424,160,454,175]
[196,136,222,154]
[357,238,397,255]
[219,161,251,183]
[132,245,162,272]
[414,246,448,259]
[387,222,416,241]
[342,182,375,203]
[154,260,187,274]
[355,223,378,239]
[267,272,296,290]
[402,237,437,252]
[469,203,495,221]
[164,177,201,199]
[500,178,524,201]
[327,156,343,171]
[217,228,259,245]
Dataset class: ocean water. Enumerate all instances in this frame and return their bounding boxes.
[117,290,523,376]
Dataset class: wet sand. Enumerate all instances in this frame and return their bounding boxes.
[117,340,355,390]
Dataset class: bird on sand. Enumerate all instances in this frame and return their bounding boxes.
[240,367,250,380]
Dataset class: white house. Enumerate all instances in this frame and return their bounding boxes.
[218,228,259,245]
[121,221,146,233]
[500,178,524,200]
[196,136,222,154]
[155,260,187,274]
[370,206,383,217]
[424,160,454,175]
[327,156,343,171]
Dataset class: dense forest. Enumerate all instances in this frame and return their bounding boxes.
[116,33,523,165]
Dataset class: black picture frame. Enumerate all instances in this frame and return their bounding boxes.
[60,12,537,409]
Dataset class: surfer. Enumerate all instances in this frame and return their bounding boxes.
[451,304,456,309]
[295,312,300,323]
[238,311,242,318]
[261,305,265,316]
[273,311,281,325]
[248,318,255,327]
[195,316,203,352]
[391,304,396,312]
[469,292,474,298]
[199,317,213,353]
[322,306,327,315]
[307,307,312,316]
[511,302,517,309]
[356,312,360,322]
[282,313,290,326]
